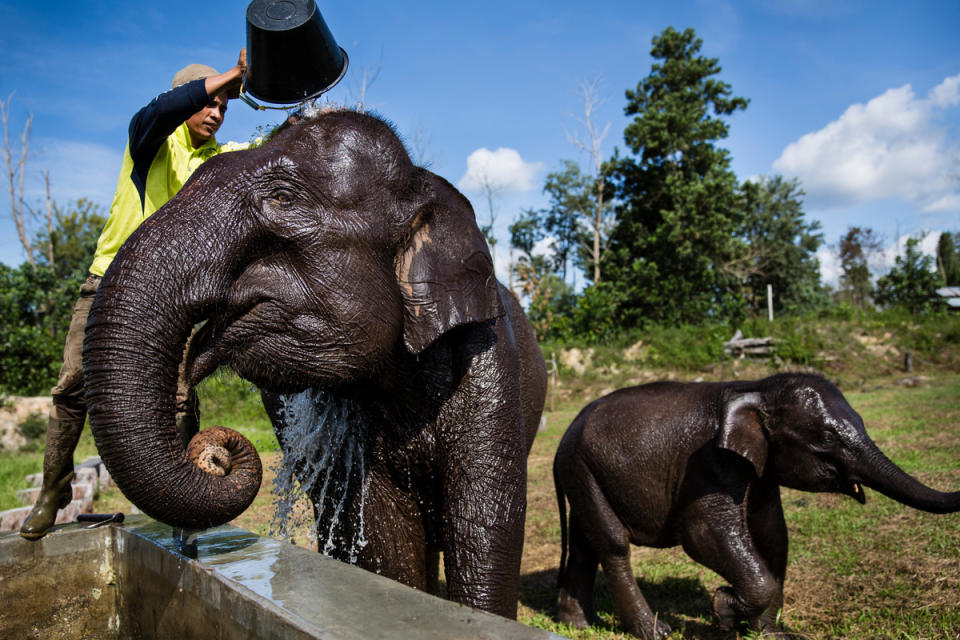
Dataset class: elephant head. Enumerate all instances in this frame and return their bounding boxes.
[83,111,503,530]
[718,373,960,513]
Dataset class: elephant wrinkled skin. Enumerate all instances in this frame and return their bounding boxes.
[553,373,960,639]
[83,110,547,619]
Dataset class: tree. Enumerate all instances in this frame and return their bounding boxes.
[509,210,574,340]
[0,262,67,393]
[0,199,106,395]
[33,198,107,279]
[604,26,750,326]
[566,77,614,283]
[1,92,38,265]
[937,231,960,286]
[875,235,943,314]
[836,226,882,308]
[737,175,827,314]
[541,160,591,280]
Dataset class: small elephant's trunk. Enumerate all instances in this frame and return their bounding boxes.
[84,164,263,530]
[854,440,960,514]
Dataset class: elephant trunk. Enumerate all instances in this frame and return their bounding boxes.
[852,437,960,514]
[83,172,262,530]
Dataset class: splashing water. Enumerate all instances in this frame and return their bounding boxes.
[269,388,369,563]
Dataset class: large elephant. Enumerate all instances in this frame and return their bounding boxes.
[82,110,547,618]
[553,373,960,639]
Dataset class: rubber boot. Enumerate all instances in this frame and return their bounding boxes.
[20,417,84,540]
[176,412,200,450]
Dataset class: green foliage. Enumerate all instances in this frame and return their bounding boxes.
[836,226,883,308]
[639,322,729,369]
[737,175,828,315]
[18,411,46,444]
[33,199,107,279]
[604,26,750,327]
[554,282,625,344]
[875,236,945,314]
[937,231,960,285]
[0,199,106,395]
[509,208,542,257]
[541,160,593,279]
[0,263,75,395]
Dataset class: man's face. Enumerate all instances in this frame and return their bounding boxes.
[185,92,228,147]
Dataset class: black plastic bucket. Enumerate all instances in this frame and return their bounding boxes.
[243,0,348,106]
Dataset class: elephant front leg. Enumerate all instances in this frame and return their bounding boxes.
[348,474,431,592]
[680,495,786,636]
[441,460,527,619]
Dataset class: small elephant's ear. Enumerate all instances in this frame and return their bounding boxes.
[396,171,504,355]
[718,391,768,477]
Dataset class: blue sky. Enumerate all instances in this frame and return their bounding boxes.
[1,1,958,286]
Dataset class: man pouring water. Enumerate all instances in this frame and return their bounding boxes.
[20,48,251,541]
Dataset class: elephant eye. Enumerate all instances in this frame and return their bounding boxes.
[270,189,294,205]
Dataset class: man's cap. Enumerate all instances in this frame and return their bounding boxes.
[171,63,240,100]
[172,64,219,89]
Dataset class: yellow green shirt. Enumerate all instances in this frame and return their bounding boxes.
[90,122,246,276]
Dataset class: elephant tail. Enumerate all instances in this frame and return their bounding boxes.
[554,457,568,589]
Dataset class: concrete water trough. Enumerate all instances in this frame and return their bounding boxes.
[0,515,560,639]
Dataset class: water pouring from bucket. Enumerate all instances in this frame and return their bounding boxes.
[241,0,348,110]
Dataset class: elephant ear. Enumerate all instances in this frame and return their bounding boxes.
[397,171,504,355]
[718,391,768,477]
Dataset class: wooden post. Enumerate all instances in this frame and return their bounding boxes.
[549,352,558,413]
[767,284,774,322]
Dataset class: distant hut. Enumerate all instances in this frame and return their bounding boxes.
[936,287,960,311]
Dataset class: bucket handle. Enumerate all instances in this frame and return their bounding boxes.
[239,89,300,112]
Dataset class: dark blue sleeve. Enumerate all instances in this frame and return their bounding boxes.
[127,79,211,206]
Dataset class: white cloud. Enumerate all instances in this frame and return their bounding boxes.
[773,74,960,212]
[457,147,542,193]
[930,75,960,108]
[817,246,841,287]
[922,193,960,214]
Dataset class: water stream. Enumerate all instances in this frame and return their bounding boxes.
[269,388,369,563]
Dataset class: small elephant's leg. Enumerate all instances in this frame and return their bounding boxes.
[561,466,669,640]
[680,497,784,634]
[557,512,600,628]
[746,484,788,633]
[598,551,671,640]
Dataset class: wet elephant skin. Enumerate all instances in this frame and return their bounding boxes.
[553,373,960,639]
[82,110,547,619]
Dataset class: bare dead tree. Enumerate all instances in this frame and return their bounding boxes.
[565,77,613,283]
[348,48,384,113]
[407,121,435,169]
[43,168,53,269]
[1,92,36,265]
[476,171,501,249]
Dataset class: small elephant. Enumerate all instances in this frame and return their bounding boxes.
[83,110,547,618]
[553,373,960,639]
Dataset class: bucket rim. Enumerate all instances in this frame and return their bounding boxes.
[241,47,349,108]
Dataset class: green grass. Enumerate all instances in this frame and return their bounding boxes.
[0,450,42,510]
[196,370,277,452]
